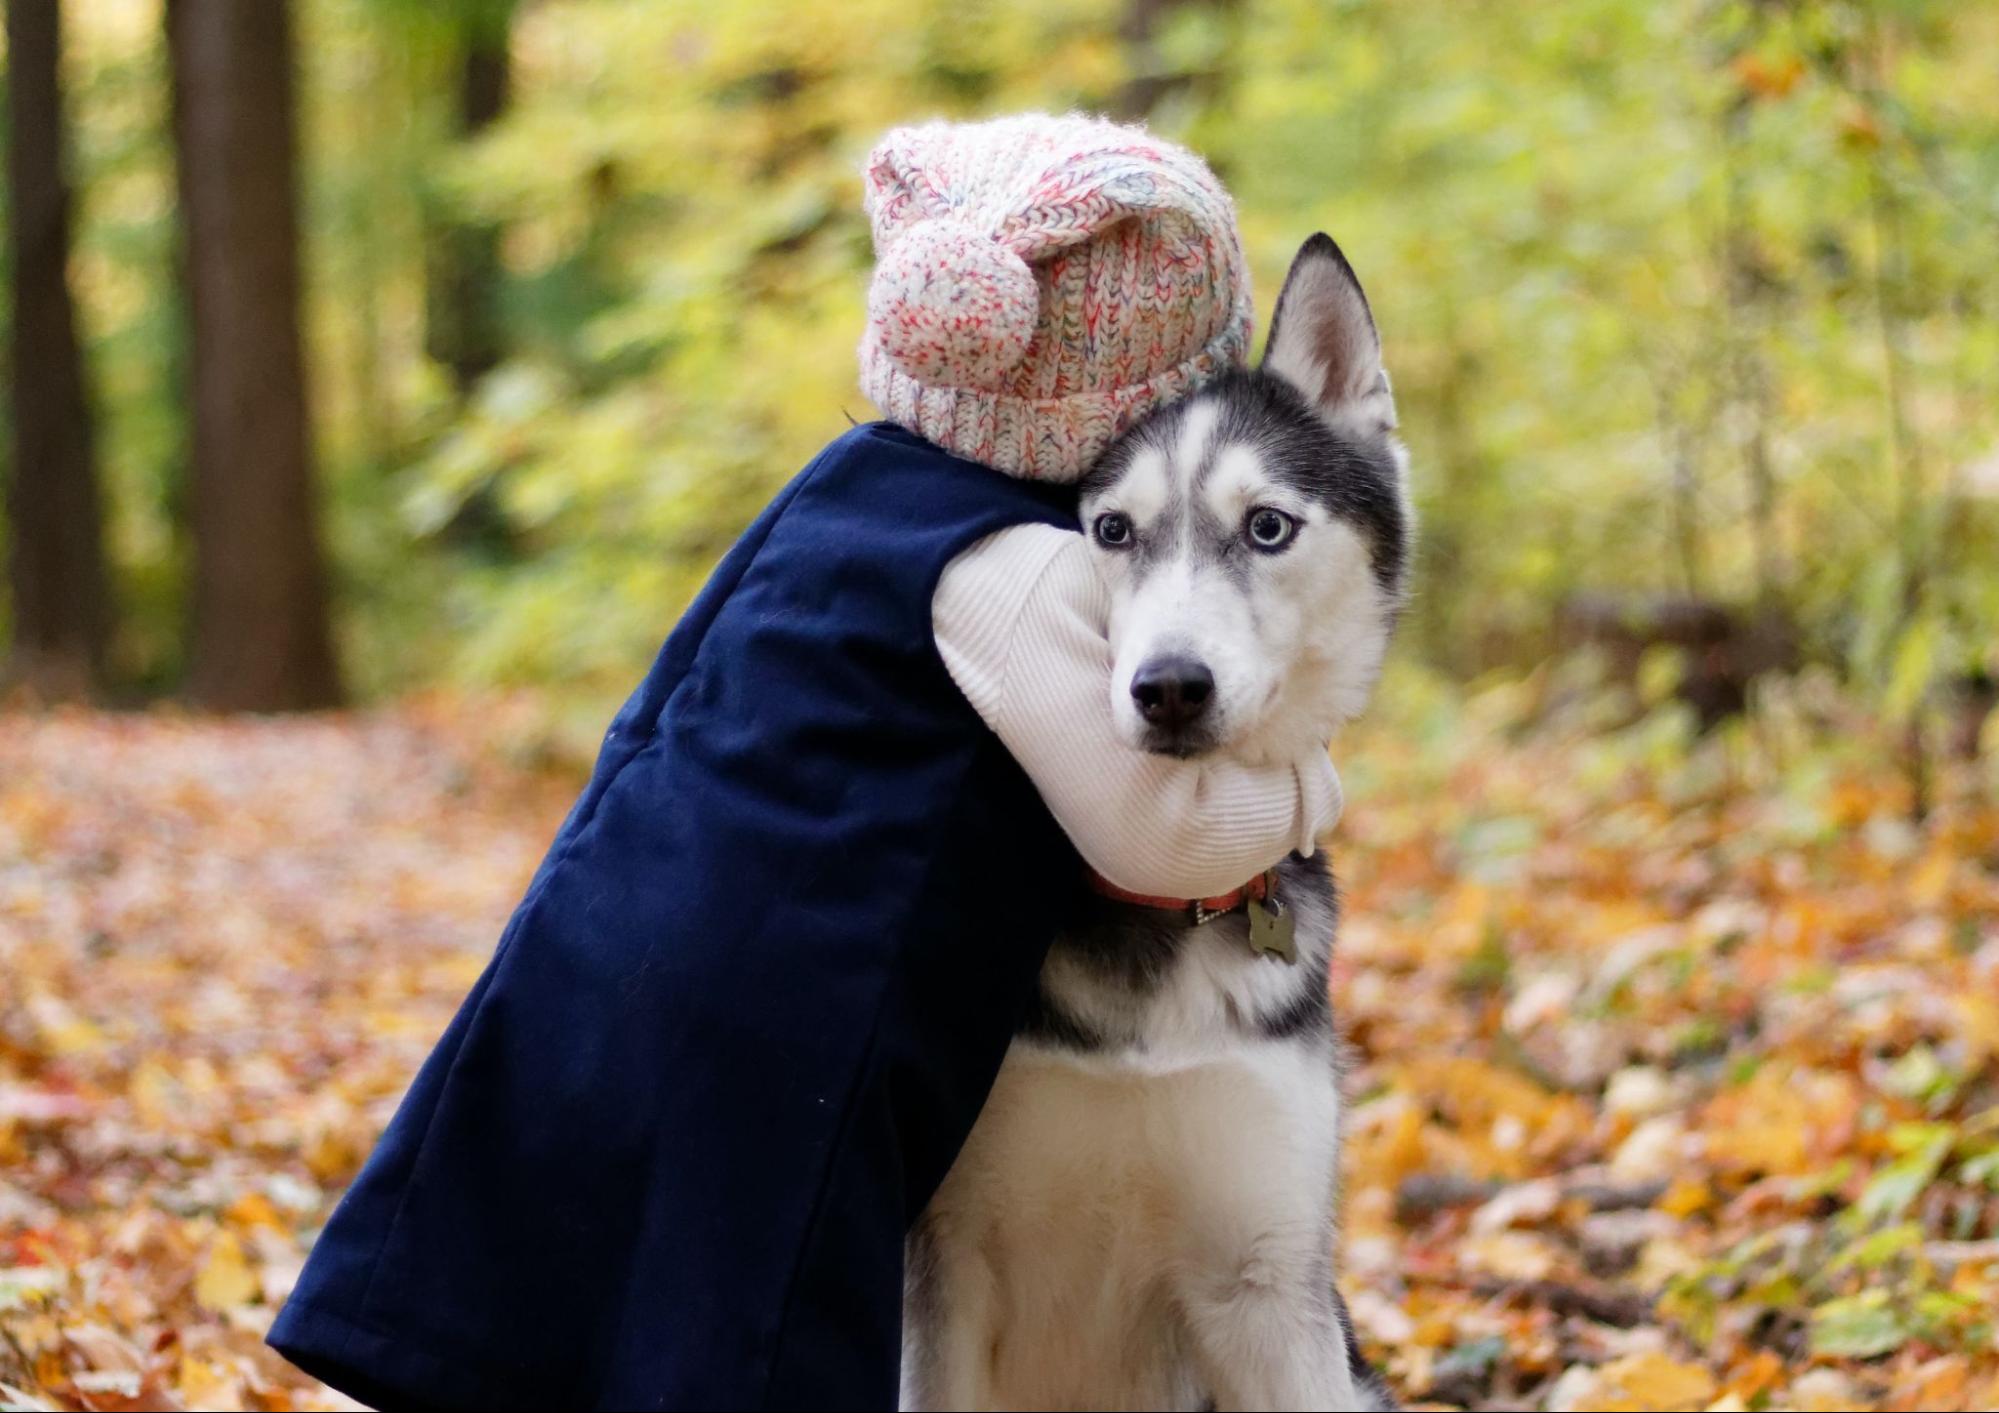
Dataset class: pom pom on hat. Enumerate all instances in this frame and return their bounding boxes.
[868,218,1038,392]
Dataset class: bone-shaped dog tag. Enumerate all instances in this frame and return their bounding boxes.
[1248,893,1297,965]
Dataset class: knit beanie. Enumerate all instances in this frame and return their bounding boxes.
[859,113,1253,482]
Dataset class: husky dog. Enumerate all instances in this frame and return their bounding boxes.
[902,235,1412,1412]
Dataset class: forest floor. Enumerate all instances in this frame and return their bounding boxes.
[2,684,1996,1411]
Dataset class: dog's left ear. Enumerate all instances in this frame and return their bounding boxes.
[1262,233,1397,441]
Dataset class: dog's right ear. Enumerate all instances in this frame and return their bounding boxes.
[1262,234,1397,442]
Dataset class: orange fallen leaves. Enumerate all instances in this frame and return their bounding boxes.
[193,1233,260,1315]
[2,705,573,1410]
[1587,1350,1718,1411]
[1699,1064,1860,1178]
[2,687,1996,1410]
[1334,679,1999,1410]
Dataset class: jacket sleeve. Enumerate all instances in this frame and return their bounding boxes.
[933,522,1343,899]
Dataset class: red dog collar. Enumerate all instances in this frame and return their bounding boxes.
[1086,866,1275,928]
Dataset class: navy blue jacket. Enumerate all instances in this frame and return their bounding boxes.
[269,422,1082,1410]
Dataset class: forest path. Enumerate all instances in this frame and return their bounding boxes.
[1,702,1995,1410]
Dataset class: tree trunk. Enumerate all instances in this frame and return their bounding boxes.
[167,0,342,710]
[1856,9,1931,822]
[424,5,511,395]
[6,0,111,699]
[1718,99,1783,613]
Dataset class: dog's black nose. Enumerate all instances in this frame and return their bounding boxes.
[1130,656,1215,728]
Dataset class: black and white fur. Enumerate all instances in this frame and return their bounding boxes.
[903,236,1412,1411]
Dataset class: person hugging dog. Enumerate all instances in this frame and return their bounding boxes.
[269,112,1341,1411]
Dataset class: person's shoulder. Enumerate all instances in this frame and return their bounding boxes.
[797,419,958,489]
[810,420,1078,529]
[819,418,937,463]
[825,420,1039,477]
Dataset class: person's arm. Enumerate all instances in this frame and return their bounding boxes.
[933,523,1342,900]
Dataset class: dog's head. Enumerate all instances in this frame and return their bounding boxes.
[1079,235,1412,764]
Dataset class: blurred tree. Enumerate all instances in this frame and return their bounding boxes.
[1716,58,1785,612]
[6,0,111,699]
[420,0,520,557]
[424,0,513,398]
[12,0,1992,727]
[167,0,341,710]
[1115,0,1240,122]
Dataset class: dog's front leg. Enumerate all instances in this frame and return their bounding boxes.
[900,1217,999,1411]
[1172,1055,1363,1411]
[1179,1239,1361,1412]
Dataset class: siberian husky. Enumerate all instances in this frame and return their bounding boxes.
[902,235,1412,1411]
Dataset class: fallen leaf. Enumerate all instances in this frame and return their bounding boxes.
[192,1233,259,1314]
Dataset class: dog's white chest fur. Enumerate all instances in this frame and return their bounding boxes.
[904,1036,1350,1411]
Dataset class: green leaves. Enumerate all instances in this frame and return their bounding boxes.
[1811,1290,1912,1359]
[33,0,1999,707]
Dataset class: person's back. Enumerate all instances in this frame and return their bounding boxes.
[270,113,1341,1410]
[271,422,1085,1408]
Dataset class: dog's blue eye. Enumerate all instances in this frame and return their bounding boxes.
[1094,512,1134,549]
[1247,508,1297,551]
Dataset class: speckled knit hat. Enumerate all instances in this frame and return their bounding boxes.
[859,113,1253,482]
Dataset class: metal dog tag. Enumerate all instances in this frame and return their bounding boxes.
[1248,894,1297,965]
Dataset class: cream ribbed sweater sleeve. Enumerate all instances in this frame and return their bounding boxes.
[932,523,1343,899]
